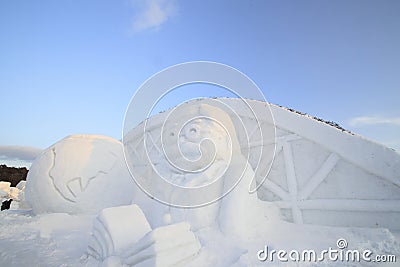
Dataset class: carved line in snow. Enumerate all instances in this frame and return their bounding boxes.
[146,131,162,155]
[48,147,75,203]
[262,136,340,224]
[88,217,115,260]
[48,146,117,203]
[298,153,340,200]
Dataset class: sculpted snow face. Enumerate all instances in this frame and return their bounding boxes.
[25,135,135,215]
[124,102,248,208]
[161,115,235,187]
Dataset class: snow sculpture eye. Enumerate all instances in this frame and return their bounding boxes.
[184,124,200,142]
[189,127,197,135]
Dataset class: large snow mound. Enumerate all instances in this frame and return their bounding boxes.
[25,134,135,215]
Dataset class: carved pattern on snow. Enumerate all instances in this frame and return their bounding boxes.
[47,143,118,203]
[260,133,400,227]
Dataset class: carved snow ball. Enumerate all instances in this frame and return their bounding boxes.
[25,135,135,215]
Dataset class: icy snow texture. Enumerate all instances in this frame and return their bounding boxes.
[25,135,136,215]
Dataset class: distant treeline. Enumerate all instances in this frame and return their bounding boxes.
[0,165,28,187]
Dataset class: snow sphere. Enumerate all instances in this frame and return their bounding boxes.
[25,135,135,215]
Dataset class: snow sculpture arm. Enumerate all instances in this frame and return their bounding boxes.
[88,204,201,267]
[121,222,201,267]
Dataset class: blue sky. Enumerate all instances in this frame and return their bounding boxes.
[1,0,399,151]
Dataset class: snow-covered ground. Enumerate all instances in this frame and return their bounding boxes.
[0,209,398,266]
[1,99,399,266]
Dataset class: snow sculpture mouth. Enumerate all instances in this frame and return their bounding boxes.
[122,62,276,207]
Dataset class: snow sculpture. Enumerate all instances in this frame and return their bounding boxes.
[0,181,11,198]
[0,180,29,210]
[87,204,201,267]
[125,97,400,231]
[25,135,135,215]
[125,102,278,241]
[16,180,26,190]
[0,181,14,210]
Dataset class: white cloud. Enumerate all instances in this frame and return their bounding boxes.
[131,0,178,32]
[0,146,42,168]
[347,115,400,152]
[0,146,42,160]
[348,116,400,127]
